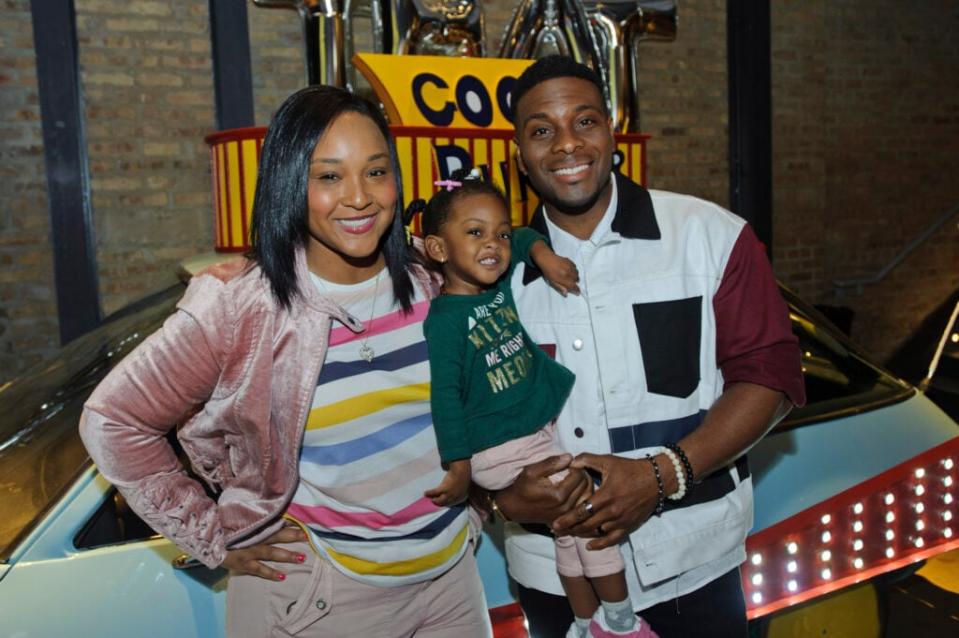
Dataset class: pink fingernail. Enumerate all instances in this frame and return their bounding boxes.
[277,573,286,581]
[297,553,306,562]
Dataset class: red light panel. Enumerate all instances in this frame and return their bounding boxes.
[744,436,959,618]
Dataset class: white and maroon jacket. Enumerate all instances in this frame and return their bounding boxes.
[506,173,805,609]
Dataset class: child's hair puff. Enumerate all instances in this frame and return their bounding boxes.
[404,168,509,237]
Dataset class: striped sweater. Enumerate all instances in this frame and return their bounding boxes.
[287,269,469,587]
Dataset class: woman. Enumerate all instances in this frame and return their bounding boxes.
[79,86,491,637]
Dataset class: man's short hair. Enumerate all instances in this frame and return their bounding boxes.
[509,55,608,123]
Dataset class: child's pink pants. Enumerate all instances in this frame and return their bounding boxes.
[471,423,624,578]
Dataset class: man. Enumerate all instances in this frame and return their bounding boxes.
[491,56,806,637]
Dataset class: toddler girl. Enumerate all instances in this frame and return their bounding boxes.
[413,171,657,638]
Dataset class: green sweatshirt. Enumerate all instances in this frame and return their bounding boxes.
[424,227,575,462]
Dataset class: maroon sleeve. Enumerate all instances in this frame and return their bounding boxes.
[713,225,806,407]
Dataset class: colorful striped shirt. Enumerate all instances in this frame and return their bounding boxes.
[287,268,469,587]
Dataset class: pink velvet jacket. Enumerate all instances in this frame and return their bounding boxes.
[79,249,439,568]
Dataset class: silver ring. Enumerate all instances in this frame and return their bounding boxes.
[583,500,594,515]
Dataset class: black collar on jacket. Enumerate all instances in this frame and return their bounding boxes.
[521,172,660,285]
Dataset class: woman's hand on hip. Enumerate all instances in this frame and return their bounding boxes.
[221,526,309,581]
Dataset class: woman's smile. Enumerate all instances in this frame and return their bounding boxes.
[334,213,380,234]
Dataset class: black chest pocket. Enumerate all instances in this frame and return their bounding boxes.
[633,296,702,398]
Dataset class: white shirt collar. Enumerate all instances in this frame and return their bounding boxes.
[543,173,619,255]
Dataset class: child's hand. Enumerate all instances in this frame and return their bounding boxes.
[532,244,580,296]
[425,459,471,506]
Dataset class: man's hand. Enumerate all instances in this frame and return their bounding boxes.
[554,454,659,550]
[530,241,580,296]
[495,454,591,524]
[221,526,308,580]
[425,459,471,506]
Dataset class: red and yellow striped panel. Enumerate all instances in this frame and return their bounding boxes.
[205,125,648,252]
[206,127,265,253]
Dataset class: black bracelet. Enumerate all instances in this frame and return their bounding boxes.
[645,454,666,516]
[665,442,695,489]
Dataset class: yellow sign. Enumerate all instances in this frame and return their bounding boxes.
[353,53,534,129]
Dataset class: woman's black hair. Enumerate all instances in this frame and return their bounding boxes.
[410,168,509,238]
[248,85,415,313]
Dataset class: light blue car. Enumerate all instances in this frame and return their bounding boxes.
[1,284,955,637]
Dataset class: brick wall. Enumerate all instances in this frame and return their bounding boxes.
[0,1,58,380]
[2,0,956,384]
[771,0,959,362]
[78,1,214,319]
[633,0,728,204]
[247,4,305,126]
[770,0,827,302]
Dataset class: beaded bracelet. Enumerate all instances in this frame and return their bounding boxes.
[645,454,666,516]
[665,442,695,489]
[661,446,688,501]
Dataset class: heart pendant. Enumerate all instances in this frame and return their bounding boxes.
[359,343,375,363]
